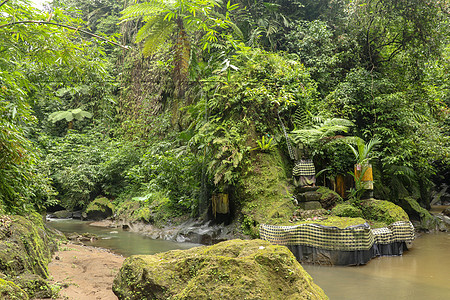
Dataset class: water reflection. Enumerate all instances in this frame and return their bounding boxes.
[303,232,450,300]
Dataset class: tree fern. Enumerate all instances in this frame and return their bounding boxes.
[121,0,240,96]
[291,117,354,147]
[121,2,166,20]
[139,17,176,55]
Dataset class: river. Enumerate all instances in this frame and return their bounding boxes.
[303,232,449,300]
[47,218,199,256]
[47,219,449,300]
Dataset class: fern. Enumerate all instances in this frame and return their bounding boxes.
[121,2,166,20]
[291,118,354,146]
[138,17,176,55]
[293,106,309,129]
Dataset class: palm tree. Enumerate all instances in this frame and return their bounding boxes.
[121,0,240,96]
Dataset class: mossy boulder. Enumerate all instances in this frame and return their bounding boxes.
[239,150,295,233]
[316,187,343,210]
[0,213,57,278]
[113,239,328,300]
[397,197,435,221]
[360,199,409,226]
[85,197,115,220]
[0,213,61,299]
[53,210,73,219]
[331,203,364,218]
[396,197,443,231]
[0,278,28,300]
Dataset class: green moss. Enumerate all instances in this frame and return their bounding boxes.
[360,199,409,225]
[113,239,328,300]
[366,220,388,229]
[331,203,364,218]
[1,214,53,278]
[0,213,59,298]
[316,187,343,209]
[238,150,295,232]
[14,273,53,299]
[280,216,367,228]
[85,197,115,220]
[0,278,28,300]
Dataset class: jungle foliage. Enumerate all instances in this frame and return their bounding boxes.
[1,0,449,220]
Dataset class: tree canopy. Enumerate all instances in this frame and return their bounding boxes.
[1,0,449,216]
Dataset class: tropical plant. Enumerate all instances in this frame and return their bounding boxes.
[48,108,93,129]
[188,48,317,189]
[120,0,241,96]
[0,0,115,213]
[290,113,354,157]
[346,137,381,166]
[252,135,276,152]
[125,142,203,215]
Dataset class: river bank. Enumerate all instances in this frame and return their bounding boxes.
[38,243,124,300]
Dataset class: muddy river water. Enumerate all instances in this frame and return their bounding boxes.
[48,219,449,300]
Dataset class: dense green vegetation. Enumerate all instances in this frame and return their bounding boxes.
[1,0,449,229]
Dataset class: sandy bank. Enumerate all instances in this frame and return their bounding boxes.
[41,242,125,300]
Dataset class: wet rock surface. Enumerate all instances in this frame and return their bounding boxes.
[93,218,246,246]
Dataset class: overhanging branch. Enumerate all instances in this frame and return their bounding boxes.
[0,20,129,50]
[0,0,11,8]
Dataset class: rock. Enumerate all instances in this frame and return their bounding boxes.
[0,214,57,278]
[0,213,62,298]
[295,187,342,211]
[0,278,28,300]
[307,192,321,202]
[53,210,73,219]
[66,232,98,242]
[85,197,115,221]
[290,209,328,222]
[113,239,328,300]
[430,184,448,205]
[331,203,364,218]
[316,187,343,210]
[436,214,450,227]
[175,220,231,244]
[396,197,441,231]
[71,210,83,219]
[360,199,409,225]
[298,201,323,210]
[443,207,450,217]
